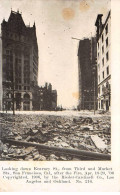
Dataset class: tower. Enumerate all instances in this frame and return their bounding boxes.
[1,10,38,111]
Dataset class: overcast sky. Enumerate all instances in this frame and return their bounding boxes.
[0,0,110,108]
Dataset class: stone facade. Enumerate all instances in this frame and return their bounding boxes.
[32,83,57,111]
[95,11,111,111]
[1,10,38,111]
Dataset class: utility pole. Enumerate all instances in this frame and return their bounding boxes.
[94,75,96,115]
[12,51,15,115]
[91,33,96,115]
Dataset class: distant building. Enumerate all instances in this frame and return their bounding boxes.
[78,37,97,110]
[95,11,111,111]
[0,34,2,110]
[1,10,38,111]
[52,90,57,110]
[32,83,57,111]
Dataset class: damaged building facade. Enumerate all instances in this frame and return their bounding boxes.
[0,10,57,111]
[78,37,97,110]
[1,10,38,111]
[32,83,57,111]
[95,11,111,111]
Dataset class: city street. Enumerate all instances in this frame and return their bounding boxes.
[0,110,111,161]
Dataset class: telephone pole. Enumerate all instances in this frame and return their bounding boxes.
[12,51,15,115]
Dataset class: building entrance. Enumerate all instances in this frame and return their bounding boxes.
[23,94,30,110]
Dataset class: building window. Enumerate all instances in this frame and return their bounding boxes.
[107,66,109,75]
[102,58,104,66]
[101,100,103,109]
[98,87,100,94]
[105,24,108,34]
[106,52,109,61]
[102,46,104,54]
[98,52,99,59]
[102,71,104,79]
[102,34,104,42]
[98,75,100,82]
[106,37,108,47]
[99,103,100,109]
[18,59,21,63]
[6,50,9,55]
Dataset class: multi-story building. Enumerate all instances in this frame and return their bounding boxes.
[0,34,2,110]
[32,83,57,111]
[95,11,111,111]
[78,37,97,110]
[1,10,38,111]
[51,89,57,110]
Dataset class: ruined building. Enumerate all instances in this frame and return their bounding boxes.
[95,11,111,111]
[78,37,97,110]
[1,10,38,111]
[32,83,57,111]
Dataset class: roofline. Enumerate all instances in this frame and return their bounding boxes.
[96,10,111,41]
[95,14,103,26]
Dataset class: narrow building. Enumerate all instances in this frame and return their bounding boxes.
[1,10,38,111]
[78,37,97,110]
[95,11,111,111]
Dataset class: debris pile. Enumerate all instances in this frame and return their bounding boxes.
[0,112,111,160]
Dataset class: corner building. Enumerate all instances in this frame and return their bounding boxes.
[95,11,111,111]
[1,10,38,111]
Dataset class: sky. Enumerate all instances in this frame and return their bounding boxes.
[0,0,110,108]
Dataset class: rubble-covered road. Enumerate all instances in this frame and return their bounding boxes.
[0,111,111,161]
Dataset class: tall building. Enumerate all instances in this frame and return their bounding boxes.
[78,37,97,110]
[0,34,2,110]
[1,10,38,111]
[95,11,111,111]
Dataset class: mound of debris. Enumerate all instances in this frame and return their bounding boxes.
[0,113,111,161]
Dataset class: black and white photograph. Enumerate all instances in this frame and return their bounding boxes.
[0,0,111,162]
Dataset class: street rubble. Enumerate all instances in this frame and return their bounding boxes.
[0,112,111,161]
